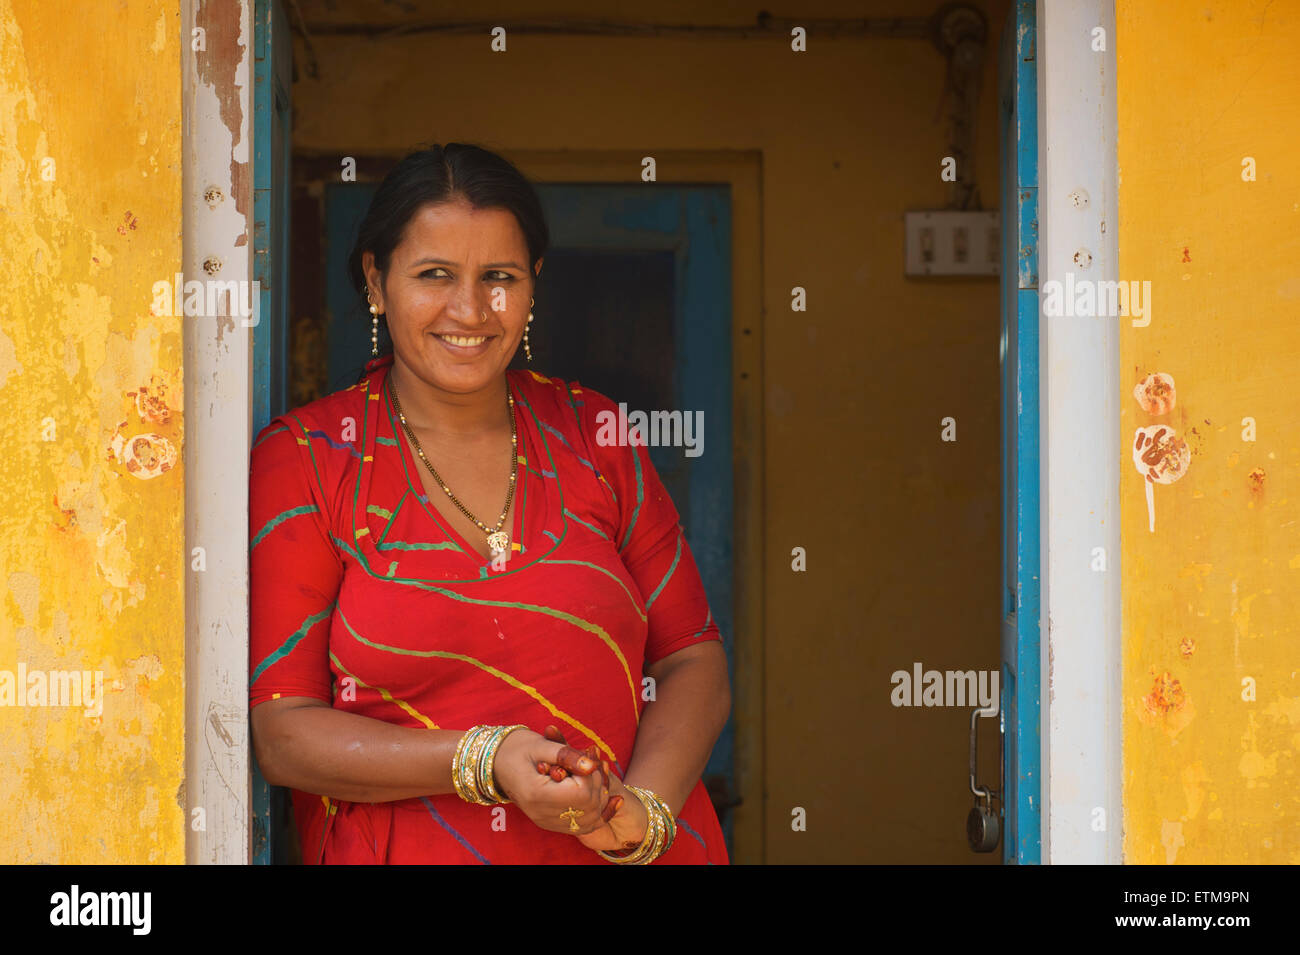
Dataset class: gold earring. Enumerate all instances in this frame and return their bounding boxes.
[524,297,534,363]
[367,290,381,357]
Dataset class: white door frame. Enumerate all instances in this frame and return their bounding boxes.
[182,0,255,864]
[1036,0,1123,863]
[175,0,1126,865]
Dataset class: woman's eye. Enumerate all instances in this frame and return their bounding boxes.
[418,268,513,281]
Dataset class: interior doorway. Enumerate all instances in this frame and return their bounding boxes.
[244,0,1029,865]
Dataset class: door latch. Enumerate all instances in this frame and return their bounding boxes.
[967,701,1002,853]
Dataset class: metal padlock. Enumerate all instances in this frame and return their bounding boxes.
[966,703,1002,853]
[967,790,1001,852]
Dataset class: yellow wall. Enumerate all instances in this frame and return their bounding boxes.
[289,0,1008,862]
[1118,0,1300,863]
[0,0,184,862]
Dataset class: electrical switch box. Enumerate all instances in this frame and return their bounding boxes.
[905,210,1000,277]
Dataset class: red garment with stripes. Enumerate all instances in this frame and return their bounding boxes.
[249,354,728,864]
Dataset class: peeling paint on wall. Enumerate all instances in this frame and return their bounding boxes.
[1119,0,1300,864]
[0,0,184,862]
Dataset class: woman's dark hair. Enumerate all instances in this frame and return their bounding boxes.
[347,142,549,371]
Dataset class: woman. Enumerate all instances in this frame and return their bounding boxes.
[248,143,731,864]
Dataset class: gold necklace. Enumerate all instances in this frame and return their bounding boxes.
[387,373,518,559]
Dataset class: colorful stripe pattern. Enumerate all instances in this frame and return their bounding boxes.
[249,353,726,864]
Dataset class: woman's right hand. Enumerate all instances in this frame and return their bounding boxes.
[492,728,615,835]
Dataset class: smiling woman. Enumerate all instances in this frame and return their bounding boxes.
[248,143,731,864]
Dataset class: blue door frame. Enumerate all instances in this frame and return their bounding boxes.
[998,0,1042,864]
[251,0,292,865]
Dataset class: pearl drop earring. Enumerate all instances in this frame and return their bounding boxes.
[367,290,381,357]
[524,297,534,363]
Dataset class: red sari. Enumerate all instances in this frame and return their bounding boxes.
[249,353,728,864]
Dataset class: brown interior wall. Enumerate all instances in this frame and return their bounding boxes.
[287,0,1009,863]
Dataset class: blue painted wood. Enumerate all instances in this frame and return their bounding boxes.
[251,0,292,865]
[324,183,377,391]
[323,181,737,855]
[670,188,734,838]
[529,185,735,853]
[998,0,1042,865]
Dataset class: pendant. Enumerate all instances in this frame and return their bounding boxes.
[486,530,510,557]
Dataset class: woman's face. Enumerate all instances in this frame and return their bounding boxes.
[364,197,541,397]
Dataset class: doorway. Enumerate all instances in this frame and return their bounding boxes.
[243,0,1033,865]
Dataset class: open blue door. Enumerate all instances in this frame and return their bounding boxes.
[530,184,737,852]
[998,0,1041,864]
[251,0,292,865]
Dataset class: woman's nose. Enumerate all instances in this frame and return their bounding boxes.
[445,280,484,323]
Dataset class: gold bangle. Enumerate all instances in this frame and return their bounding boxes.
[479,724,526,804]
[635,796,667,864]
[641,787,677,854]
[628,786,674,862]
[596,785,673,864]
[450,726,479,802]
[597,815,653,864]
[474,725,509,802]
[637,802,666,864]
[462,726,496,805]
[636,787,672,862]
[452,725,493,805]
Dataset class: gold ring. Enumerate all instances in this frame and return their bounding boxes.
[560,807,584,831]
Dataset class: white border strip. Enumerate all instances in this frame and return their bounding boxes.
[1037,0,1123,863]
[182,0,254,864]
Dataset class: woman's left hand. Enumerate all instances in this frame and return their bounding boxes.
[576,762,648,852]
[539,726,649,853]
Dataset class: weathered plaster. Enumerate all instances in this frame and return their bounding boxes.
[1119,0,1300,864]
[0,0,184,862]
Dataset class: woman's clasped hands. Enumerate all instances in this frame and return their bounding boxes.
[491,724,650,853]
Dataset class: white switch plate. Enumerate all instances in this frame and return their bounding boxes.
[905,210,1000,277]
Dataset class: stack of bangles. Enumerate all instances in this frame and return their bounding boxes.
[451,724,527,805]
[595,784,677,865]
[450,725,677,864]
